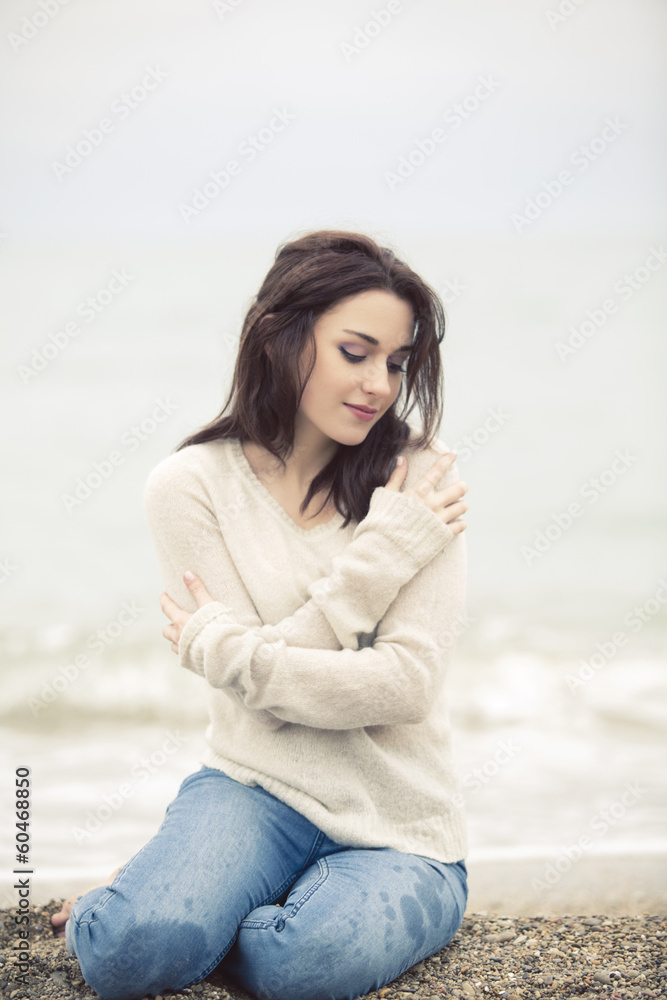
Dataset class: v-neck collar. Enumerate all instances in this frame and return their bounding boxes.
[227,438,348,539]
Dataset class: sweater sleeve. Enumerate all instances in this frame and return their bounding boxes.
[143,441,463,729]
[144,454,289,730]
[143,442,458,660]
[178,517,467,730]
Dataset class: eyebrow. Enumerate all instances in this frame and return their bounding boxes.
[341,329,415,353]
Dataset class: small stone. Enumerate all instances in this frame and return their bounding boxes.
[378,990,391,998]
[593,971,613,985]
[540,974,553,985]
[485,931,515,943]
[461,984,476,997]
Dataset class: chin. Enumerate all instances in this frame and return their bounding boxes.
[333,426,374,448]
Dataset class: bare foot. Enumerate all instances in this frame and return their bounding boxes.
[51,866,122,939]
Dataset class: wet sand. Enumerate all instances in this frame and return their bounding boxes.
[1,903,663,1000]
[2,853,665,999]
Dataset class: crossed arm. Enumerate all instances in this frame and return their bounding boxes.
[144,447,467,730]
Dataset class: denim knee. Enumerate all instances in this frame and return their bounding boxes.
[229,854,469,1000]
[230,908,347,1000]
[231,902,383,1000]
[67,887,212,1000]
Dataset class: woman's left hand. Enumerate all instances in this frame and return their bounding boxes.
[160,571,216,654]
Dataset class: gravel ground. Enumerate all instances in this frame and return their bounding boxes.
[0,903,664,1000]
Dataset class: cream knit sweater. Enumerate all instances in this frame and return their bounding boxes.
[143,433,469,863]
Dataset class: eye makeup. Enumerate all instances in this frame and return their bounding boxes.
[339,346,406,373]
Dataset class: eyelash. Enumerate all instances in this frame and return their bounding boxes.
[339,347,406,374]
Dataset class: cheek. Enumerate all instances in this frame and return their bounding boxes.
[300,373,336,411]
[386,377,402,406]
[305,360,350,400]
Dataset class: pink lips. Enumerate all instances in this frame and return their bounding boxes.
[344,403,377,422]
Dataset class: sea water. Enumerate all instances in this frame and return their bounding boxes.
[2,234,665,904]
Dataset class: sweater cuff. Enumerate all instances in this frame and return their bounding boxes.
[362,486,455,569]
[178,600,234,676]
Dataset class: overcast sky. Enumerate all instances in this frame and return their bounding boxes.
[1,0,665,238]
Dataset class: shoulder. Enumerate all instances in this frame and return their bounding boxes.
[400,427,459,493]
[143,438,234,513]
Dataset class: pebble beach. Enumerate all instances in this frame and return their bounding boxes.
[0,903,663,1000]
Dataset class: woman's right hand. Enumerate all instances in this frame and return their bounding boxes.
[384,452,468,535]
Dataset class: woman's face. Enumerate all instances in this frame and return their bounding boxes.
[296,289,415,448]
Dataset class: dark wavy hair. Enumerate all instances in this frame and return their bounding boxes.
[176,229,447,528]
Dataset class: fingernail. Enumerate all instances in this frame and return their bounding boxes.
[184,571,195,582]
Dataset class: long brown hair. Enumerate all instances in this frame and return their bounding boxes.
[176,229,447,528]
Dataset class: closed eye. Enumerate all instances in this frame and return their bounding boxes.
[339,346,406,374]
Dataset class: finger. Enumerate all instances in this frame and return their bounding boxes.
[159,592,180,619]
[162,623,178,642]
[383,455,407,490]
[425,451,458,484]
[171,641,179,654]
[443,499,468,524]
[410,452,458,501]
[448,517,467,535]
[183,570,214,608]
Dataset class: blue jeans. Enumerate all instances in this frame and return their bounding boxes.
[66,765,468,1000]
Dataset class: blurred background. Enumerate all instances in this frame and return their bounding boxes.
[1,0,665,914]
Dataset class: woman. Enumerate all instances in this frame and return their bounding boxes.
[52,230,470,1000]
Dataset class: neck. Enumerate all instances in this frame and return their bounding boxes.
[244,432,339,493]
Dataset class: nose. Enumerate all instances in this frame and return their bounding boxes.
[359,357,393,398]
